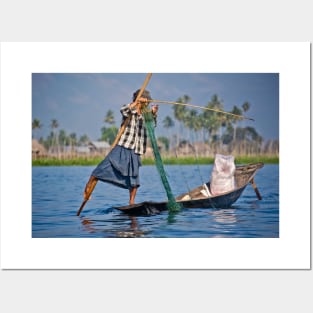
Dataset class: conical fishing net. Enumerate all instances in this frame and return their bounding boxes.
[143,110,181,213]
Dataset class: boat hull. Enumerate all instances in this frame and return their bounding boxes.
[115,185,247,215]
[114,162,263,216]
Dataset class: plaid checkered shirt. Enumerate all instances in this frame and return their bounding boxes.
[118,104,148,155]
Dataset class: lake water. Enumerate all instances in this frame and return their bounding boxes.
[32,164,279,238]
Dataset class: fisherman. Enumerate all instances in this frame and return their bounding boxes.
[83,89,158,205]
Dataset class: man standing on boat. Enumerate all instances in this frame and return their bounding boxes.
[83,89,158,205]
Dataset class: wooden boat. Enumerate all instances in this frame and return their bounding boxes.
[115,162,264,216]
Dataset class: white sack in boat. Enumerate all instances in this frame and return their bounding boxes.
[210,154,236,196]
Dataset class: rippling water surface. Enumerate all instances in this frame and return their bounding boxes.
[32,164,279,238]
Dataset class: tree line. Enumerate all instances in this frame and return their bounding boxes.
[32,94,279,156]
[32,118,90,152]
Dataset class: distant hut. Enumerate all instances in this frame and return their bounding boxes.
[88,141,110,155]
[144,140,165,158]
[193,142,211,157]
[75,146,90,154]
[173,141,210,157]
[32,139,47,158]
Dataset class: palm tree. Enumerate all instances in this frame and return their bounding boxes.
[162,116,175,150]
[242,101,250,114]
[245,126,263,154]
[58,129,68,153]
[162,115,174,129]
[104,109,115,125]
[184,109,198,142]
[173,95,190,146]
[50,119,59,156]
[100,126,118,144]
[50,119,59,133]
[230,106,242,152]
[101,110,117,144]
[69,132,77,144]
[242,101,251,153]
[201,94,224,152]
[32,118,42,139]
[69,132,77,155]
[79,134,90,146]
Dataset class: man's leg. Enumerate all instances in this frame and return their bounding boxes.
[129,187,137,205]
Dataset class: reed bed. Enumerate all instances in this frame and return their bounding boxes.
[32,155,278,166]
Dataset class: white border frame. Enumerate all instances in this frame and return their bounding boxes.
[0,42,311,269]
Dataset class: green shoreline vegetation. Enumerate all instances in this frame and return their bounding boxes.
[32,155,278,166]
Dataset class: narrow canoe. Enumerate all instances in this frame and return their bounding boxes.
[115,162,264,216]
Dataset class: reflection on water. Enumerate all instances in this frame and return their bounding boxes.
[81,218,97,234]
[32,165,279,238]
[209,209,237,224]
[80,216,146,238]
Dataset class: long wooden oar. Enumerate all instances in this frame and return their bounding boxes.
[148,99,254,121]
[76,73,153,216]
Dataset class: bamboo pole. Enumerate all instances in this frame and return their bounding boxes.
[148,99,254,121]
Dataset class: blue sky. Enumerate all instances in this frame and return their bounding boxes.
[32,73,279,142]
